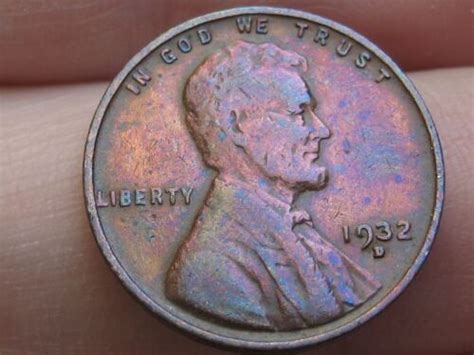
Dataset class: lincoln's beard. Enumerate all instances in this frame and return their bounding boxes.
[240,150,331,196]
[313,166,329,189]
[292,165,329,192]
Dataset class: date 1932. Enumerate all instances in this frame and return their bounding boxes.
[342,220,412,258]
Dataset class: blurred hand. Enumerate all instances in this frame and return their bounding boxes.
[1,1,472,354]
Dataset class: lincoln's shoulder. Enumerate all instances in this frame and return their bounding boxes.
[166,246,271,328]
[164,179,292,328]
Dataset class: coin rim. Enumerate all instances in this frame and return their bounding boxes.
[83,6,445,349]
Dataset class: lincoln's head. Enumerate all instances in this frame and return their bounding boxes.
[184,41,331,191]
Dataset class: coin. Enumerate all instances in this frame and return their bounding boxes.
[84,7,444,349]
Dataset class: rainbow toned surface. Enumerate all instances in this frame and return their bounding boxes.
[85,8,443,349]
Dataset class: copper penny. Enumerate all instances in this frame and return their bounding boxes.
[84,7,444,349]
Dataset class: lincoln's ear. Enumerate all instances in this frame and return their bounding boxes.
[227,110,247,147]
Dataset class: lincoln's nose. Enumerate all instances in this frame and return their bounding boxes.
[307,110,331,141]
[318,122,331,140]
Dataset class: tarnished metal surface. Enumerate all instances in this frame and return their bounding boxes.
[83,7,444,349]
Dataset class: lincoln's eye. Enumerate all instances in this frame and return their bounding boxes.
[286,107,305,126]
[287,108,302,115]
[288,103,305,116]
[297,114,305,126]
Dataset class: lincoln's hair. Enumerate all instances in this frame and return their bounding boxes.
[183,41,308,169]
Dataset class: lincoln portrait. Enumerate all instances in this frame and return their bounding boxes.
[166,41,381,330]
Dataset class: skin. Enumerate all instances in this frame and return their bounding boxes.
[0,1,472,354]
[0,0,472,83]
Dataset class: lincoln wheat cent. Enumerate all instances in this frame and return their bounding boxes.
[84,7,444,349]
